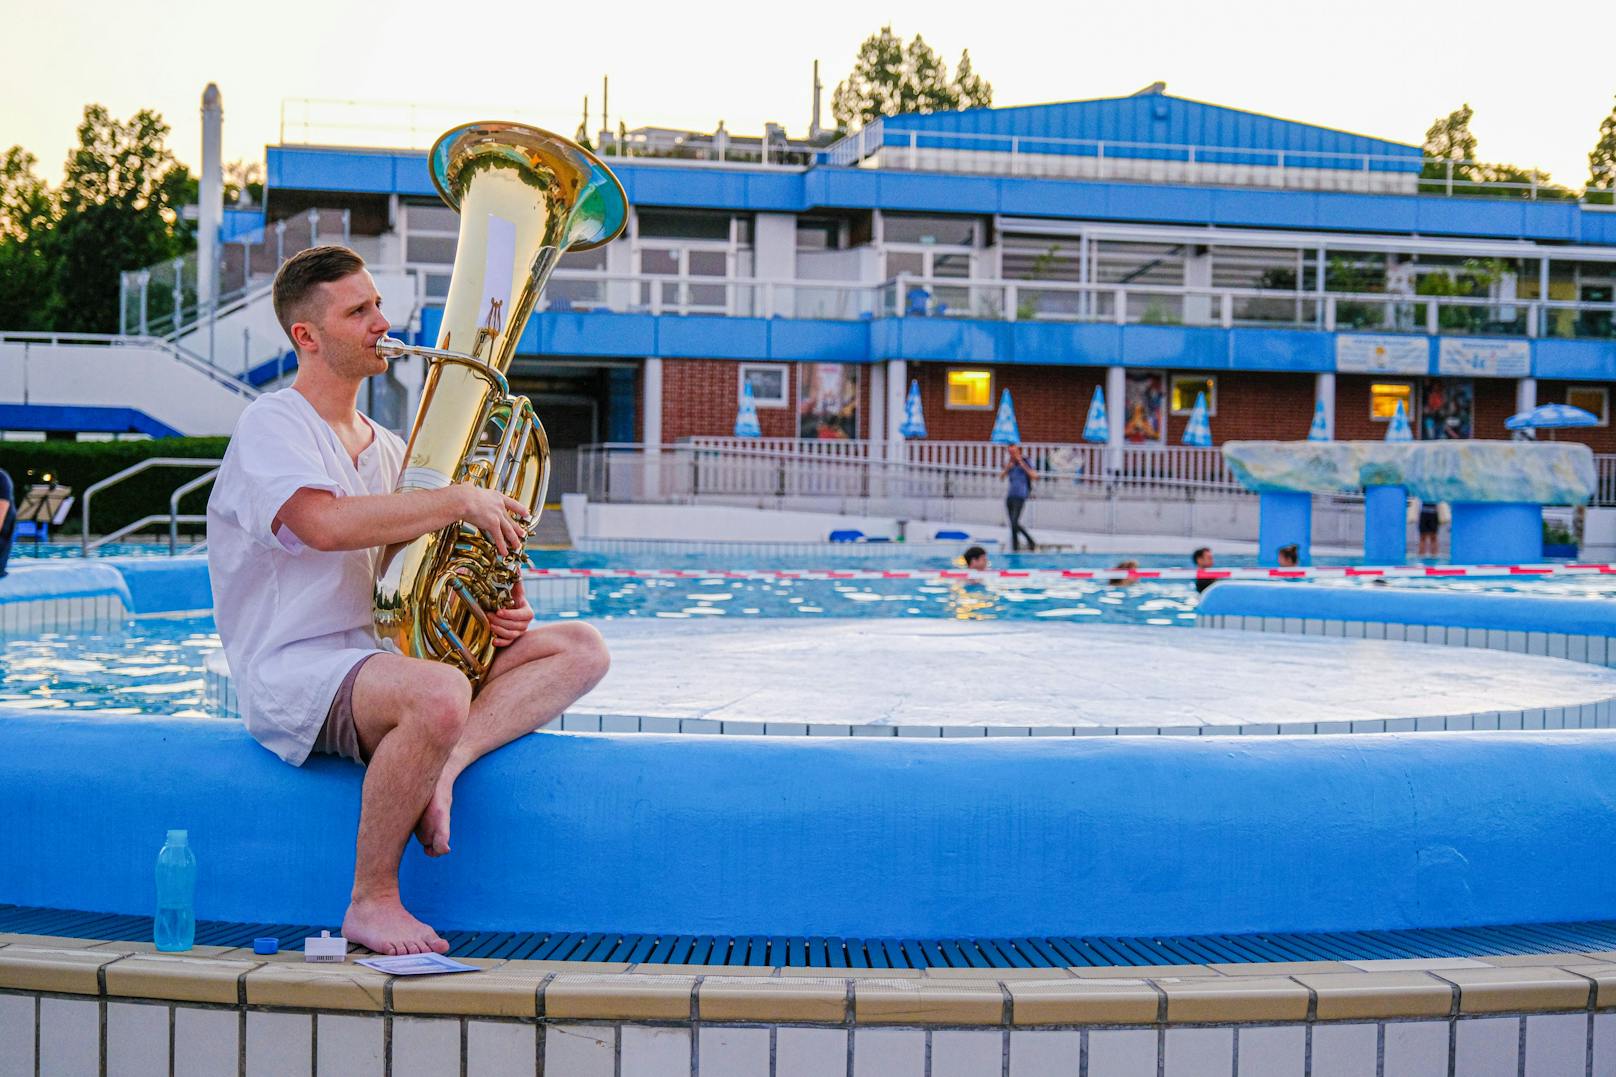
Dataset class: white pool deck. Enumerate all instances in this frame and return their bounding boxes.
[573,620,1616,734]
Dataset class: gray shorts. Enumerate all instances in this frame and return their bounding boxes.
[312,653,383,764]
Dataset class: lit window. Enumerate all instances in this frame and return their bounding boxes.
[1566,386,1610,426]
[1370,383,1413,422]
[946,369,994,409]
[1170,375,1216,415]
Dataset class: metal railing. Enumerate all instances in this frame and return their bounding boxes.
[578,440,1247,505]
[0,332,260,402]
[825,119,1610,203]
[119,208,351,340]
[80,459,223,556]
[527,269,1616,340]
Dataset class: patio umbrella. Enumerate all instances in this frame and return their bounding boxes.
[1181,391,1213,447]
[1384,400,1413,442]
[1307,399,1331,442]
[1504,403,1599,432]
[1082,386,1110,444]
[898,380,928,439]
[989,389,1021,445]
[734,380,762,438]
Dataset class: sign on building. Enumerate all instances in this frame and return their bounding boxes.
[1335,334,1429,375]
[1437,338,1531,378]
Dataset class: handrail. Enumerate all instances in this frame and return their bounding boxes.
[1,332,261,399]
[81,458,223,556]
[169,469,220,553]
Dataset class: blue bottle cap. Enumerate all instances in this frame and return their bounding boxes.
[253,937,279,955]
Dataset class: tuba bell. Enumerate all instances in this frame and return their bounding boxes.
[373,121,628,688]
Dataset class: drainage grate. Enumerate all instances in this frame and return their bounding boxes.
[5,903,1616,968]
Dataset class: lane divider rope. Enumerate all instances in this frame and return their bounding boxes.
[524,563,1616,583]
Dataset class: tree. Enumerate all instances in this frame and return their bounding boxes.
[49,105,193,333]
[1419,104,1479,190]
[0,147,55,330]
[1418,103,1573,200]
[952,50,993,111]
[831,26,993,129]
[1589,95,1616,201]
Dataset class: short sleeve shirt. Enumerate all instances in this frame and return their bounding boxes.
[206,389,406,764]
[1006,463,1031,500]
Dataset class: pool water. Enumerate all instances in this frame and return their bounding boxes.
[3,567,1612,718]
[1,618,217,717]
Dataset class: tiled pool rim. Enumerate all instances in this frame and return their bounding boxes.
[9,931,1616,1076]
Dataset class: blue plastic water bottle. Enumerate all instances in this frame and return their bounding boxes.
[154,829,196,952]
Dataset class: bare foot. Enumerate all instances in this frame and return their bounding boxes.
[413,784,452,857]
[341,897,449,956]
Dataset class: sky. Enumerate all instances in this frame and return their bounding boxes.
[3,0,1614,190]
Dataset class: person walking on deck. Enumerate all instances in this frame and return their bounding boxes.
[1000,444,1037,552]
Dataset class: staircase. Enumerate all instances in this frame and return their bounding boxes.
[531,502,572,548]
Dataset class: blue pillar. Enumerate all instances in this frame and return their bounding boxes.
[1449,503,1542,565]
[1363,485,1407,564]
[1258,491,1311,567]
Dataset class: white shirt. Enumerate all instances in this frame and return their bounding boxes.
[207,389,407,765]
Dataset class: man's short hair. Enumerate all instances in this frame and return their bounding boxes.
[964,545,987,563]
[1192,546,1211,562]
[271,245,368,347]
[1278,543,1300,563]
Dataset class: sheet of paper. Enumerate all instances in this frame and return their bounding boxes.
[354,953,481,976]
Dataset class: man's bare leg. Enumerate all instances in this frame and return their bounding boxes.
[414,622,609,857]
[339,654,472,955]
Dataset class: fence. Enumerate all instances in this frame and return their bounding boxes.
[119,209,351,340]
[533,270,1615,340]
[579,440,1246,503]
[824,119,1611,203]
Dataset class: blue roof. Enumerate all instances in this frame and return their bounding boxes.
[267,143,1616,247]
[881,90,1419,163]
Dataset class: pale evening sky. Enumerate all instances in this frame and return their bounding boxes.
[3,0,1614,191]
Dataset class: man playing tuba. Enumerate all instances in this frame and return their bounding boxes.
[206,245,609,956]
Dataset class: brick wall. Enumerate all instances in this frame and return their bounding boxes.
[639,361,1614,454]
[1338,375,1591,444]
[651,359,875,443]
[1540,381,1616,453]
[1164,372,1315,444]
[910,364,1106,442]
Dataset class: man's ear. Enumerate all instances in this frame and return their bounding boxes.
[289,320,318,354]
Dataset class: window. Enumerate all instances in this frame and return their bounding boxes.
[1170,375,1217,416]
[882,214,978,246]
[740,363,789,408]
[636,210,733,241]
[1370,382,1414,422]
[1567,385,1610,426]
[797,217,842,251]
[947,369,994,409]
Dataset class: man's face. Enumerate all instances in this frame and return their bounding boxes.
[967,554,988,570]
[1196,550,1214,568]
[299,271,389,379]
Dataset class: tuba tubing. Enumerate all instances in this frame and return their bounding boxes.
[372,123,627,688]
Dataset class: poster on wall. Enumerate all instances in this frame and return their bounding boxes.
[1335,334,1429,375]
[1124,372,1165,444]
[1420,378,1473,440]
[1437,338,1530,378]
[798,363,859,439]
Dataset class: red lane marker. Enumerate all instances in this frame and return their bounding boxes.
[1344,568,1385,576]
[1424,567,1467,576]
[1508,566,1553,575]
[1270,570,1307,578]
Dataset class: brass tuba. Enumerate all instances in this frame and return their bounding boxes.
[374,122,627,688]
